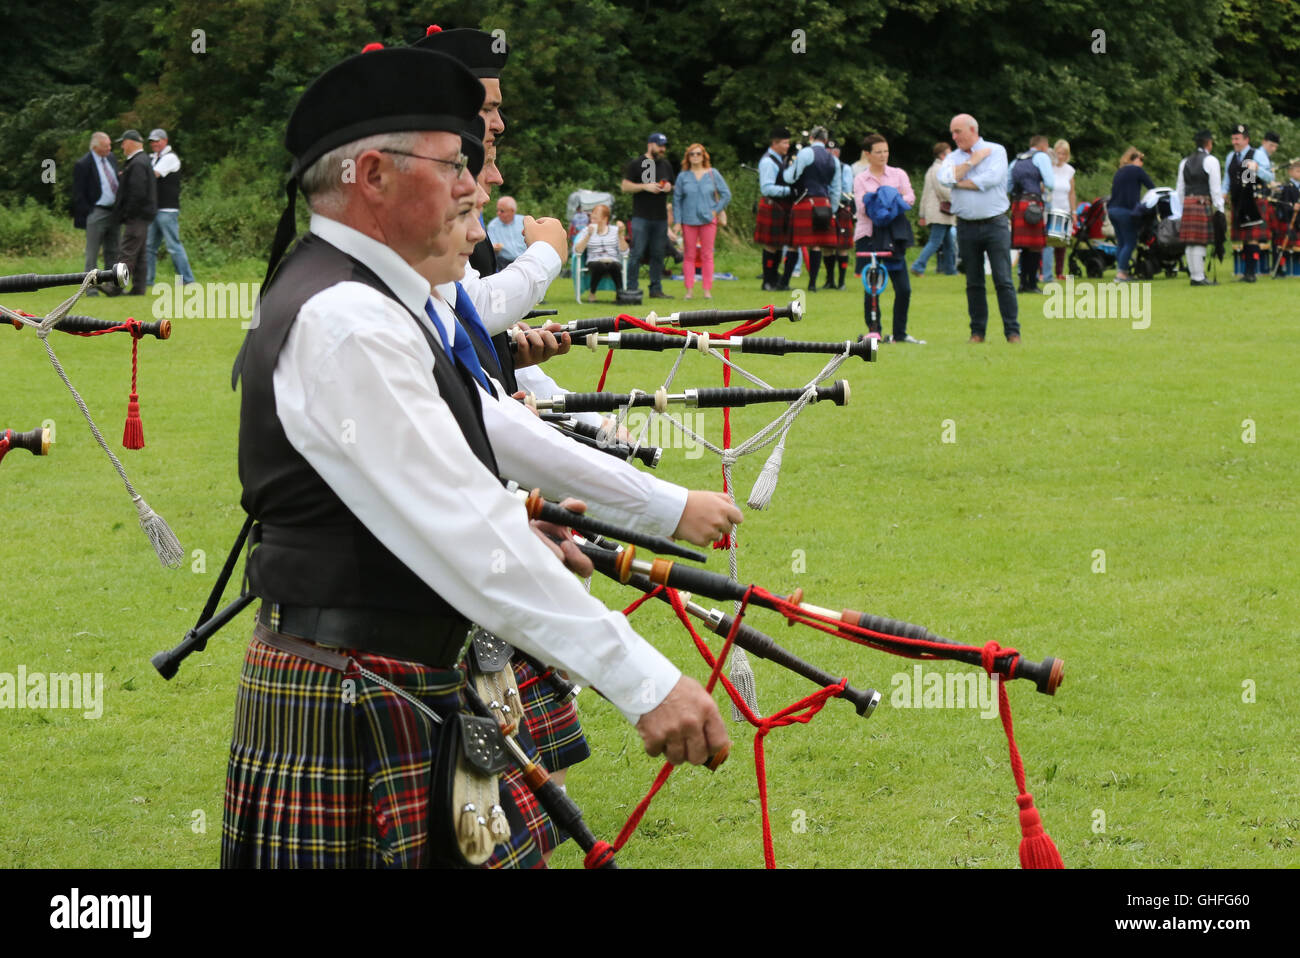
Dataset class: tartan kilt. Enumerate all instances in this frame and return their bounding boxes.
[222,633,542,869]
[753,197,793,248]
[1010,198,1047,250]
[1231,218,1270,244]
[789,197,840,247]
[832,202,856,251]
[1179,195,1213,245]
[513,656,590,773]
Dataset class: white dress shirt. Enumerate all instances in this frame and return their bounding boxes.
[271,213,682,721]
[457,242,562,334]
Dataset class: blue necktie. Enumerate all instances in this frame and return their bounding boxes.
[424,299,492,393]
[452,282,498,357]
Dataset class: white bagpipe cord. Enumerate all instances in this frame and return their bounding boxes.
[0,274,184,567]
[613,338,853,720]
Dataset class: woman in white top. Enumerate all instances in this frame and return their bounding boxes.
[1042,139,1077,282]
[574,203,628,302]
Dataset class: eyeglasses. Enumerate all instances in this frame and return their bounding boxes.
[378,149,470,177]
[688,150,704,155]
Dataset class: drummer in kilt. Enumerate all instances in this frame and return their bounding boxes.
[1007,135,1054,294]
[782,125,841,292]
[1222,123,1274,283]
[1176,130,1225,286]
[755,126,795,291]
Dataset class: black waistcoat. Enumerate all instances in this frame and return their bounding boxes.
[795,146,838,199]
[1227,150,1262,223]
[237,232,499,614]
[467,236,520,393]
[1183,151,1210,196]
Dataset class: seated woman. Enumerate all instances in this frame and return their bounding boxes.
[574,203,628,302]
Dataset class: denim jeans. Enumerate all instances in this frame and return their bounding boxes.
[1109,206,1138,273]
[628,217,668,293]
[912,223,956,274]
[956,217,1019,338]
[146,210,196,286]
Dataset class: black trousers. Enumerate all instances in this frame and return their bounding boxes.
[119,217,154,293]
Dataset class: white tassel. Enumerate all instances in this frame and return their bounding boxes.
[133,495,184,568]
[747,431,788,509]
[729,647,760,721]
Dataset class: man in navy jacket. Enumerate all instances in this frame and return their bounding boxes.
[71,131,122,293]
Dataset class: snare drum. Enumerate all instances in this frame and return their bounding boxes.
[1046,209,1072,247]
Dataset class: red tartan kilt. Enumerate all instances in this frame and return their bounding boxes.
[1009,198,1047,250]
[1179,195,1213,245]
[789,197,840,247]
[832,203,855,250]
[753,198,793,247]
[1231,216,1270,244]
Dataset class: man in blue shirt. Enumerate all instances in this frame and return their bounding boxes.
[754,126,797,291]
[938,114,1019,343]
[486,195,527,270]
[71,132,122,295]
[1222,123,1274,282]
[1006,135,1054,294]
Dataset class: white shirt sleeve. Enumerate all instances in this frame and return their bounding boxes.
[153,152,181,177]
[514,365,606,430]
[460,242,563,335]
[272,281,681,721]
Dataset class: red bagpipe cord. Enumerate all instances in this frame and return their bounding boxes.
[748,587,1063,868]
[582,580,844,870]
[41,313,148,449]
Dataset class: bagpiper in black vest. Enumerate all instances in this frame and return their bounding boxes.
[1010,151,1045,197]
[1227,149,1264,227]
[237,232,498,619]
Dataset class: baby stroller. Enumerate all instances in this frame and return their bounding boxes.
[1131,187,1185,279]
[1068,198,1117,278]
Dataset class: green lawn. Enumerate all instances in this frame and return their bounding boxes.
[1,239,1295,868]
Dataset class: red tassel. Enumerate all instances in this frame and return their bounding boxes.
[123,392,145,449]
[1016,792,1064,869]
[426,24,442,34]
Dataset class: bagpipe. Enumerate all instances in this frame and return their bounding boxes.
[576,329,876,363]
[0,264,182,566]
[540,415,663,469]
[524,379,850,414]
[575,536,1067,869]
[555,301,803,338]
[0,426,51,465]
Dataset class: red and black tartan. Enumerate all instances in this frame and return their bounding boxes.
[832,202,856,251]
[1009,198,1047,250]
[1179,195,1213,245]
[1231,202,1270,243]
[789,196,839,248]
[222,632,542,869]
[753,197,793,248]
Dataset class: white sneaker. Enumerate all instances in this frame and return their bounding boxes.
[894,334,927,345]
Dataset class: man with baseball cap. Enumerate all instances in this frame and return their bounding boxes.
[225,47,728,868]
[145,128,197,288]
[113,129,157,294]
[621,132,676,298]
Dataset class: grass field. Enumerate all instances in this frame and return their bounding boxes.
[0,238,1295,869]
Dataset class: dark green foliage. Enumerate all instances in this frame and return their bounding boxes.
[0,0,1295,260]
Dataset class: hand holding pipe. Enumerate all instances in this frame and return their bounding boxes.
[584,330,876,362]
[577,542,1064,695]
[526,379,850,415]
[8,314,171,338]
[0,263,129,294]
[523,489,706,562]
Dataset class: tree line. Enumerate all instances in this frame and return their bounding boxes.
[1,0,1295,260]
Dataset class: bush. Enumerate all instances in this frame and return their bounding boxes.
[0,198,73,257]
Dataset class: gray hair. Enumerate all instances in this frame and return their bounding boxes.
[809,125,830,143]
[89,131,109,150]
[301,131,422,215]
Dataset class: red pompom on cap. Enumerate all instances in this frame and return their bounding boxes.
[426,24,442,34]
[360,42,384,53]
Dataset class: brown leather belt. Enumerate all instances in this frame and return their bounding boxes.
[257,603,470,670]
